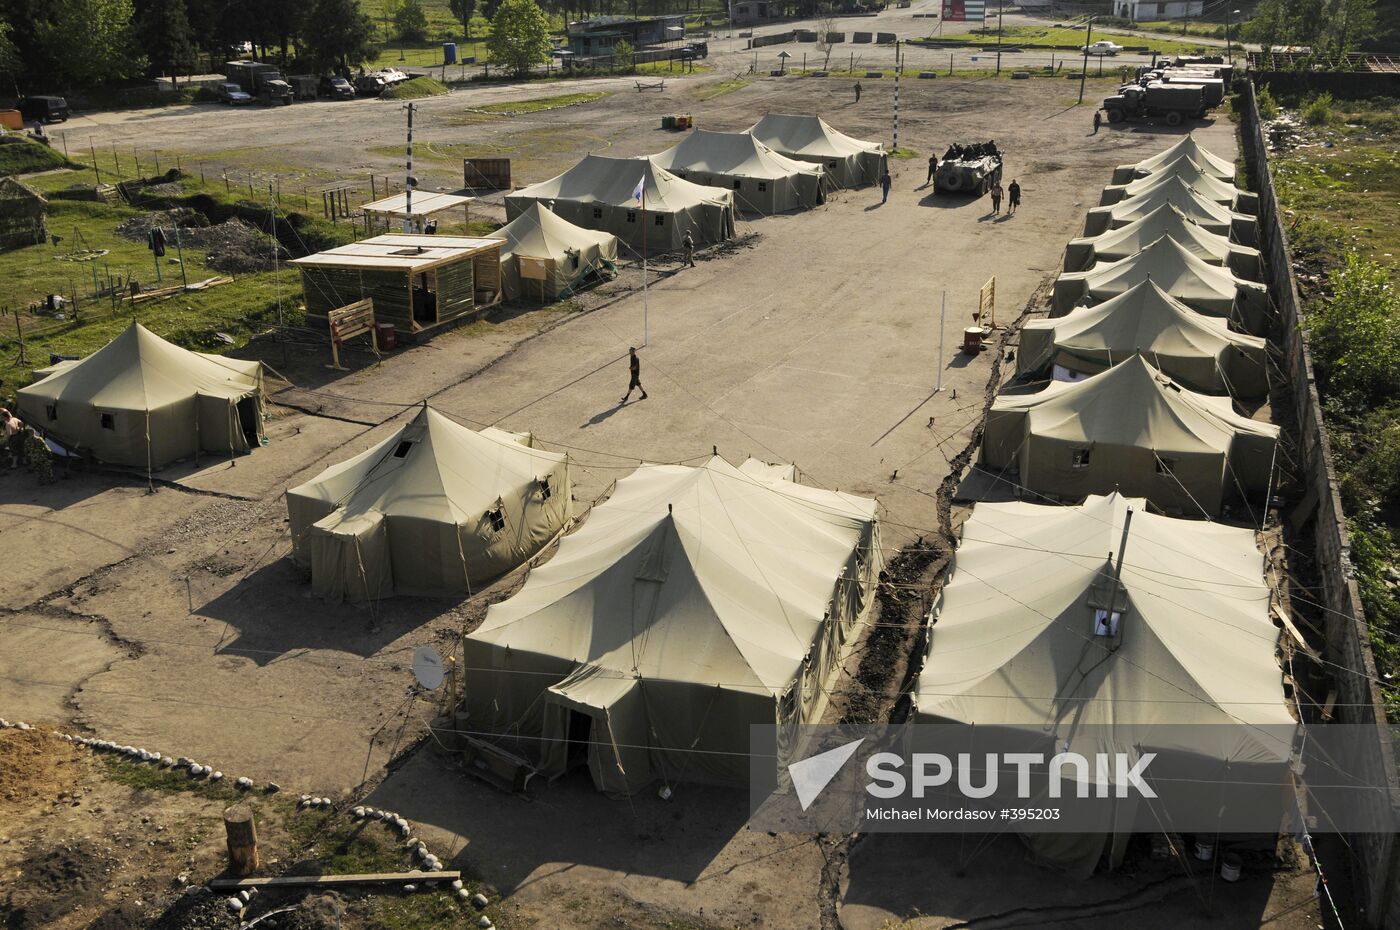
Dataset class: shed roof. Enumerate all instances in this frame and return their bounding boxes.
[289,234,499,273]
[360,191,475,219]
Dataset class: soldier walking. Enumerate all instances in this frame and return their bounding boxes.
[621,347,648,403]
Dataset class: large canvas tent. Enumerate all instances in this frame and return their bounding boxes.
[1018,280,1268,396]
[1053,235,1271,333]
[504,155,735,251]
[1100,155,1257,214]
[18,322,265,467]
[1081,176,1257,244]
[915,492,1290,877]
[488,203,619,301]
[1111,134,1237,185]
[1063,203,1261,280]
[747,113,887,188]
[286,405,572,603]
[981,355,1278,516]
[649,129,828,214]
[462,455,882,795]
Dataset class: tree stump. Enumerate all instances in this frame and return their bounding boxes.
[223,804,260,876]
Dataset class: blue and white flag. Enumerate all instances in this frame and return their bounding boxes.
[632,175,646,203]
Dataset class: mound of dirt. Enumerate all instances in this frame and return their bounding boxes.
[1,841,112,930]
[117,212,289,274]
[116,209,210,240]
[0,729,87,810]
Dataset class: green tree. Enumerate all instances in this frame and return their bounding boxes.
[395,0,429,42]
[449,0,477,36]
[301,0,378,72]
[487,0,551,77]
[612,37,634,73]
[35,0,143,88]
[0,21,20,87]
[139,0,198,83]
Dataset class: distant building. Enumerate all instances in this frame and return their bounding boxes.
[566,15,686,56]
[732,1,784,24]
[1114,0,1205,19]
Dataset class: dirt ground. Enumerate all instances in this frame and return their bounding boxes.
[0,61,1322,930]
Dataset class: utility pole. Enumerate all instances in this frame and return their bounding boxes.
[995,0,1004,75]
[935,290,946,393]
[1107,506,1134,651]
[1078,16,1094,104]
[403,102,416,234]
[1225,9,1240,65]
[892,40,901,153]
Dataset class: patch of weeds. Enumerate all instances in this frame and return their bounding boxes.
[468,91,610,115]
[97,755,237,801]
[694,79,750,100]
[1301,91,1335,127]
[383,76,451,99]
[889,147,919,160]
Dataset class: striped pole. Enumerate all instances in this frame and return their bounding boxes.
[403,102,415,233]
[893,40,901,154]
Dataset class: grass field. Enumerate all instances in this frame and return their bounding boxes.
[0,139,72,177]
[1269,95,1400,716]
[923,24,1212,56]
[0,167,356,396]
[467,90,610,114]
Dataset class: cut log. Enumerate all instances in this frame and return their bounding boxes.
[223,804,260,876]
[210,870,461,890]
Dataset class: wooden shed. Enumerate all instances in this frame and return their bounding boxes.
[360,191,475,234]
[291,234,502,337]
[0,177,48,252]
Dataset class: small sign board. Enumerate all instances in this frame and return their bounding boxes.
[327,298,377,370]
[518,257,549,281]
[978,276,996,329]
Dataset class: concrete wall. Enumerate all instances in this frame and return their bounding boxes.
[1238,78,1400,928]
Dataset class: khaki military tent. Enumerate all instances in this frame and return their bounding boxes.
[1018,280,1268,396]
[982,355,1278,516]
[1100,155,1258,214]
[462,455,882,795]
[747,113,887,188]
[504,155,735,252]
[18,322,265,467]
[1111,134,1237,185]
[489,203,619,301]
[286,405,572,603]
[1082,176,1257,244]
[916,492,1291,877]
[1053,235,1271,333]
[1064,203,1261,280]
[649,129,828,215]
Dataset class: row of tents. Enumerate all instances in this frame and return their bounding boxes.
[919,139,1291,875]
[282,405,884,794]
[984,136,1280,519]
[504,114,887,252]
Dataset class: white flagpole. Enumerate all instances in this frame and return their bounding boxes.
[936,290,946,393]
[641,181,650,347]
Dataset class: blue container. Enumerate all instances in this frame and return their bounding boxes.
[443,42,458,65]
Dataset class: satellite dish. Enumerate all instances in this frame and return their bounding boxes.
[412,646,445,690]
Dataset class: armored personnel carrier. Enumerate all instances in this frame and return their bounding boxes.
[933,141,1003,196]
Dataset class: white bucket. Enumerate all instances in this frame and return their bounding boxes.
[1193,840,1215,861]
[1220,852,1243,882]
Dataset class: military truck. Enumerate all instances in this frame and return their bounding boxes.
[1103,83,1205,126]
[933,140,1003,196]
[224,61,293,105]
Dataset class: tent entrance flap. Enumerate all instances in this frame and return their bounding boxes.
[541,667,652,796]
[308,510,393,603]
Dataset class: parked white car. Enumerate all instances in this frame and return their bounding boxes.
[1084,40,1124,56]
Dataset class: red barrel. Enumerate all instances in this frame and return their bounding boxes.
[375,323,397,351]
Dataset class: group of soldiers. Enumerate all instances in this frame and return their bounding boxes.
[941,140,1001,161]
